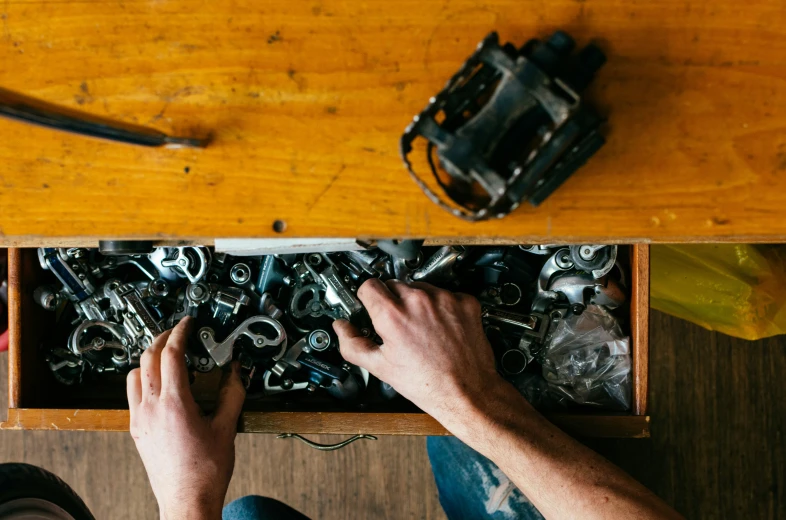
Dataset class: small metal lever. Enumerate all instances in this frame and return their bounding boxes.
[276,433,377,451]
[0,87,207,148]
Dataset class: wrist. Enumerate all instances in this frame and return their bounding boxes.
[159,491,224,520]
[435,377,538,448]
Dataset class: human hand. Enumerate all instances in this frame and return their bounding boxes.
[127,317,246,520]
[333,278,509,431]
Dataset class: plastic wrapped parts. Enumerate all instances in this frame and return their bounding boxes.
[514,306,631,411]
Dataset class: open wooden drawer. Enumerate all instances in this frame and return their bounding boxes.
[1,245,650,438]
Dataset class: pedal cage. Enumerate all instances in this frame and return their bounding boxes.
[400,31,607,222]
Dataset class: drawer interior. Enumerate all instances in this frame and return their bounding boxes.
[6,244,649,436]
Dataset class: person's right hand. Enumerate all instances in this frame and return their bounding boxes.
[333,278,507,428]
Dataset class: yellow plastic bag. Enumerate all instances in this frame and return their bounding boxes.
[651,244,786,340]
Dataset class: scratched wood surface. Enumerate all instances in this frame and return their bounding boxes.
[0,1,785,243]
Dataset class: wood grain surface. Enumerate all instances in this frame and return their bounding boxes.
[631,244,650,415]
[1,408,651,438]
[1,1,785,243]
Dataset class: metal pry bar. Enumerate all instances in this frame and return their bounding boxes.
[0,87,207,148]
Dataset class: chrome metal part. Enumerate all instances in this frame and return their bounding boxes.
[199,315,287,367]
[412,246,467,283]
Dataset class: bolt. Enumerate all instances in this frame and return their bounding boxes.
[178,258,188,266]
[360,328,371,337]
[177,306,184,313]
[256,338,264,345]
[571,304,585,315]
[201,332,210,339]
[188,285,205,299]
[78,274,86,280]
[199,357,209,366]
[306,383,318,393]
[282,379,294,390]
[302,345,312,354]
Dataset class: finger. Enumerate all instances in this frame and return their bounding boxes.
[384,279,409,298]
[403,281,442,297]
[212,361,246,431]
[126,368,142,412]
[357,278,399,320]
[454,292,482,313]
[139,328,172,400]
[333,320,385,376]
[160,317,193,396]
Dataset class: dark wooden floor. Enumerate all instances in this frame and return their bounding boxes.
[1,310,784,519]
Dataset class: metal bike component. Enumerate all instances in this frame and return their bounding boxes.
[412,246,468,283]
[392,251,424,282]
[38,248,96,302]
[98,254,163,281]
[160,247,211,283]
[570,245,617,279]
[400,31,606,221]
[33,285,60,311]
[109,284,164,349]
[308,330,332,351]
[148,278,170,299]
[480,283,522,307]
[301,255,363,319]
[501,349,529,375]
[98,240,155,256]
[289,284,338,320]
[0,86,207,148]
[482,308,539,330]
[69,320,129,356]
[210,286,250,325]
[230,263,252,285]
[259,292,284,320]
[198,315,287,367]
[519,245,561,255]
[375,239,424,261]
[342,249,395,280]
[262,370,309,395]
[276,433,377,451]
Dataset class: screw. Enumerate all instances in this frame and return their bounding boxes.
[282,379,294,390]
[199,357,209,366]
[256,338,264,345]
[302,345,312,354]
[201,332,210,339]
[306,383,318,393]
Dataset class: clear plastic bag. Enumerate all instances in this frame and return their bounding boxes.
[514,305,631,411]
[651,244,786,341]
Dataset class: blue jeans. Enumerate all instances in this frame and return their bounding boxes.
[223,437,543,520]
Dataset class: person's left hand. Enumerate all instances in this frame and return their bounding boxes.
[127,317,246,520]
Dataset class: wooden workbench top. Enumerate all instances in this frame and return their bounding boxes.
[0,0,784,244]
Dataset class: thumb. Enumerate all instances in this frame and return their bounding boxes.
[332,320,384,377]
[212,361,246,431]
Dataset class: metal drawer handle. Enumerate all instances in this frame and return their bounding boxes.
[276,433,377,451]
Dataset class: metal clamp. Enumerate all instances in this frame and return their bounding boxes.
[276,433,377,451]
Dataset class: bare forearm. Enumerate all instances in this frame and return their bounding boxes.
[439,381,681,520]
